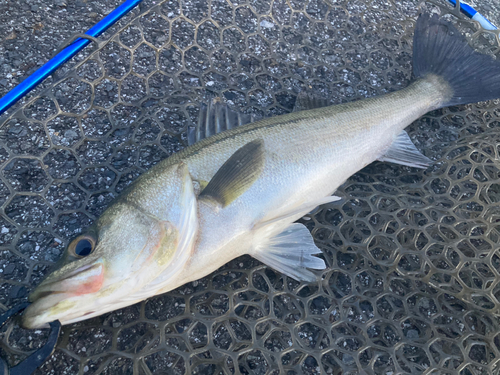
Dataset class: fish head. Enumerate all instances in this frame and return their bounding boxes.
[23,163,198,329]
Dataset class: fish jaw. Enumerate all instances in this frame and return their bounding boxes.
[23,293,78,329]
[22,259,105,328]
[30,261,105,300]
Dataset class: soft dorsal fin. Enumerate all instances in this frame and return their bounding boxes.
[293,91,330,112]
[378,130,432,169]
[199,139,265,207]
[188,100,255,145]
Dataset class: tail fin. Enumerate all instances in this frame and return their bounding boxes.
[413,13,500,107]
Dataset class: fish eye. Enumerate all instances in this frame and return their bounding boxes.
[69,235,96,258]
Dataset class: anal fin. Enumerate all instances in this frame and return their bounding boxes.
[252,223,326,282]
[378,130,432,169]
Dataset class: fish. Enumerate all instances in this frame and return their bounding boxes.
[22,14,500,329]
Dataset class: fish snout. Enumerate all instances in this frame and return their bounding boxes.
[22,260,105,329]
[30,260,105,302]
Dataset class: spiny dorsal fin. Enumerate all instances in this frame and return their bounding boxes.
[378,130,432,169]
[188,100,255,145]
[293,91,330,112]
[252,223,326,282]
[199,139,265,207]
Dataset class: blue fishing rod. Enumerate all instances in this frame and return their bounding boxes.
[448,0,497,30]
[0,0,143,117]
[0,1,143,374]
[0,0,496,117]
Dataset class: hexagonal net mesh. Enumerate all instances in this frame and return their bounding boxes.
[1,0,500,373]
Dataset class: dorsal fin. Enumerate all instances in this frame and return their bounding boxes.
[293,91,330,112]
[188,100,255,145]
[199,139,265,207]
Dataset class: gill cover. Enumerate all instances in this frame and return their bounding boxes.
[120,162,199,301]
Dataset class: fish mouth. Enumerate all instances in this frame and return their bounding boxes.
[22,291,73,329]
[29,261,105,301]
[22,261,105,329]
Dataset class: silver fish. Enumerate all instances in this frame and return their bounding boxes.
[22,14,500,328]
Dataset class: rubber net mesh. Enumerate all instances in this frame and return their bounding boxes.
[1,0,500,373]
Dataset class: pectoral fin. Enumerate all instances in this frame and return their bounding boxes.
[199,139,265,207]
[378,130,432,169]
[252,223,326,282]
